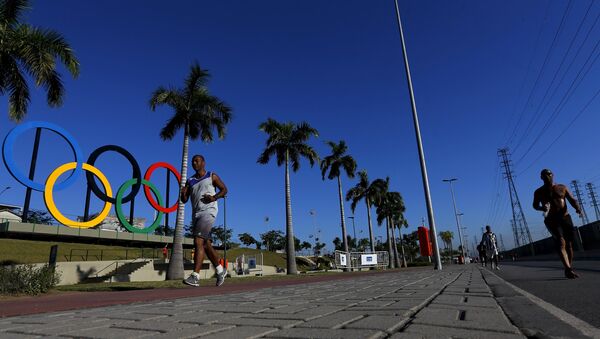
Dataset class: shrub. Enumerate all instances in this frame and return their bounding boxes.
[0,264,60,295]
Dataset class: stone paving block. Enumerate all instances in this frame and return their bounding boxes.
[0,333,41,338]
[396,324,526,338]
[5,319,135,336]
[294,311,366,329]
[143,324,236,339]
[95,312,169,321]
[197,325,278,339]
[430,294,497,308]
[262,304,315,314]
[344,315,409,332]
[177,312,237,324]
[264,327,385,339]
[112,319,200,332]
[201,305,271,314]
[412,307,520,334]
[216,316,303,329]
[64,326,158,338]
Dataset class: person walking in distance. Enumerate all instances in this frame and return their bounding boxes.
[182,155,228,287]
[533,169,582,279]
[480,225,499,270]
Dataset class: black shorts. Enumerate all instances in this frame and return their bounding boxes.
[544,214,575,242]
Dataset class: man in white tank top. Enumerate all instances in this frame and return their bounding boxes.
[181,155,228,287]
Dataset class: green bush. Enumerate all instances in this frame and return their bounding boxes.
[0,264,60,295]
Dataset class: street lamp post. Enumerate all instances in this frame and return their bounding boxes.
[443,179,466,259]
[393,0,442,270]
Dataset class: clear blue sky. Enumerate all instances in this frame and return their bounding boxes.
[2,0,600,253]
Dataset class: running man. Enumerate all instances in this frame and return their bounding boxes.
[181,155,228,287]
[533,169,582,279]
[480,225,499,270]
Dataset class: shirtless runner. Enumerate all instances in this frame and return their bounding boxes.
[532,169,582,279]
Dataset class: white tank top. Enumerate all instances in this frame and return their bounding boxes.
[187,171,218,215]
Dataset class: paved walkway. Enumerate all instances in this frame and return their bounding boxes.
[0,265,533,338]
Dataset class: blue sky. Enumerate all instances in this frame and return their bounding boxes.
[2,0,600,253]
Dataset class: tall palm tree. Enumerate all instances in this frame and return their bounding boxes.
[150,62,232,280]
[373,177,397,268]
[258,118,319,274]
[391,206,408,268]
[346,170,380,252]
[439,230,454,256]
[0,0,79,121]
[320,140,356,254]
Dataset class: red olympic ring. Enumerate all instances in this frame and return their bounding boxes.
[144,162,181,213]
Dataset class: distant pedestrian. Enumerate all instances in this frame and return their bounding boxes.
[476,243,486,267]
[533,169,582,279]
[480,225,499,270]
[162,245,168,260]
[181,155,229,287]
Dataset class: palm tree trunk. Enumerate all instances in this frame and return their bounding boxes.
[391,224,401,268]
[366,199,375,252]
[337,176,349,254]
[386,217,395,268]
[398,227,407,268]
[166,124,189,280]
[285,150,298,274]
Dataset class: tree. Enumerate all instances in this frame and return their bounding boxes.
[439,231,454,257]
[300,241,312,252]
[150,62,232,280]
[257,119,319,274]
[372,177,396,268]
[403,231,420,263]
[346,170,381,252]
[260,230,285,252]
[357,238,371,252]
[238,233,257,248]
[313,241,326,256]
[332,237,342,251]
[320,140,356,254]
[0,0,80,121]
[211,226,232,247]
[26,209,54,225]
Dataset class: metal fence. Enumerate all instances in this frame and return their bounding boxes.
[234,253,264,276]
[334,250,389,269]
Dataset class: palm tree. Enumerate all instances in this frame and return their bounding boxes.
[346,170,381,252]
[373,177,397,268]
[149,62,232,280]
[392,209,408,268]
[439,230,454,257]
[0,0,79,121]
[258,118,319,274]
[320,140,356,254]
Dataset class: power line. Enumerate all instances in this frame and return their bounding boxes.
[502,0,552,145]
[511,0,595,154]
[506,0,573,148]
[518,83,600,174]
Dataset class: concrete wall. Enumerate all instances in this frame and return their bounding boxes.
[508,221,600,257]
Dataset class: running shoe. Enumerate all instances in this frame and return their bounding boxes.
[183,273,200,287]
[216,270,227,286]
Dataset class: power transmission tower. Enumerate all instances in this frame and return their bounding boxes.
[499,233,506,252]
[498,148,534,255]
[570,180,589,225]
[585,183,600,221]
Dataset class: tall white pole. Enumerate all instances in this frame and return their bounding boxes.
[393,0,442,269]
[444,179,466,258]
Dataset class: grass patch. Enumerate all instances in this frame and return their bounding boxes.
[0,239,308,270]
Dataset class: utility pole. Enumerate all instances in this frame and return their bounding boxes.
[571,180,589,225]
[443,179,465,258]
[393,0,442,269]
[498,148,534,256]
[586,183,600,221]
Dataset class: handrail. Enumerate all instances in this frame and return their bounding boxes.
[68,247,163,262]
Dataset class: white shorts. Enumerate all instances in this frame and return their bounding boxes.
[192,212,216,239]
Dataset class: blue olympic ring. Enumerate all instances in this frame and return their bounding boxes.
[2,121,83,192]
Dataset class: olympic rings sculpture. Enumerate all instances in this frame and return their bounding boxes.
[2,121,181,233]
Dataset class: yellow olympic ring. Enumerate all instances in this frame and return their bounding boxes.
[44,162,113,228]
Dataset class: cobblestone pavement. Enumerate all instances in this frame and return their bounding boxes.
[0,265,525,338]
